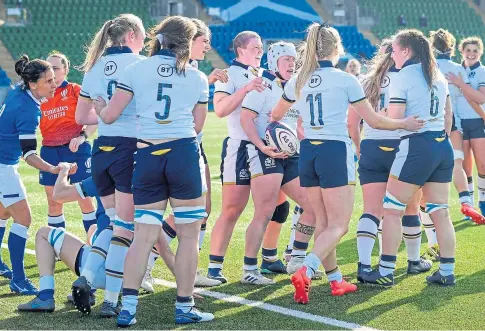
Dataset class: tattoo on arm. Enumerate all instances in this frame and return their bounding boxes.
[295,222,315,235]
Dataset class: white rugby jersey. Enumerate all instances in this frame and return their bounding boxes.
[363,66,400,140]
[283,60,366,143]
[455,61,485,119]
[214,59,259,140]
[117,49,209,140]
[436,55,470,121]
[242,70,298,139]
[80,46,144,137]
[389,60,449,137]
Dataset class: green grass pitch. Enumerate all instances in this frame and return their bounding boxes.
[0,113,484,329]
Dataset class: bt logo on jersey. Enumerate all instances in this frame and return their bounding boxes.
[104,61,117,76]
[309,74,322,88]
[157,64,174,77]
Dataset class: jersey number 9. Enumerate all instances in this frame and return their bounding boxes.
[430,85,439,117]
[107,80,118,100]
[155,83,172,121]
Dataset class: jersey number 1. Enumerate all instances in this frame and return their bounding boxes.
[430,86,439,117]
[306,93,324,126]
[155,83,172,120]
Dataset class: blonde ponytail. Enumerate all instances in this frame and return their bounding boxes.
[78,14,143,73]
[295,23,320,98]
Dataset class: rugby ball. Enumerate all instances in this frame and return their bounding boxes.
[265,121,299,156]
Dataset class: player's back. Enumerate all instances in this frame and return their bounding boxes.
[120,50,208,140]
[436,57,468,104]
[79,47,144,137]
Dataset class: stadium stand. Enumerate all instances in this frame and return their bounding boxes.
[360,0,485,44]
[0,0,215,83]
[204,0,375,65]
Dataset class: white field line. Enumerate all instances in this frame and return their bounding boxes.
[1,243,377,331]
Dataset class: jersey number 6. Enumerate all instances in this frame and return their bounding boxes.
[430,85,439,117]
[155,83,172,120]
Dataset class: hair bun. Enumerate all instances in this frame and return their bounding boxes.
[14,54,30,76]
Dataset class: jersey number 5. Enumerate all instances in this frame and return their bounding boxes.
[430,85,439,117]
[155,83,172,121]
[306,93,324,126]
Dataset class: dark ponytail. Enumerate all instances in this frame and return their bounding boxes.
[395,29,436,88]
[14,54,52,90]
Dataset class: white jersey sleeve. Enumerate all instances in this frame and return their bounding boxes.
[282,76,297,102]
[214,70,236,95]
[346,75,366,104]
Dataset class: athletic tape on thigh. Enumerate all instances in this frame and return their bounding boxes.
[48,227,66,259]
[383,191,407,211]
[453,149,464,161]
[425,202,449,214]
[173,206,207,224]
[134,209,164,225]
[114,219,135,232]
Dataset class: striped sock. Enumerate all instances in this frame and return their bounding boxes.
[287,206,302,250]
[121,288,139,315]
[420,207,438,247]
[303,253,321,279]
[208,254,224,275]
[81,226,113,285]
[292,240,308,257]
[468,177,475,206]
[243,256,258,271]
[326,266,343,283]
[458,191,472,206]
[262,247,278,263]
[48,214,65,228]
[82,211,97,233]
[198,223,206,251]
[402,215,422,262]
[379,254,396,276]
[357,213,379,269]
[38,275,54,300]
[439,257,455,276]
[147,247,159,270]
[104,235,131,306]
[175,295,194,313]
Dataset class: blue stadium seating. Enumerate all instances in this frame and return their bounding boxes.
[205,1,375,65]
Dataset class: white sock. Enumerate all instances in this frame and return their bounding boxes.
[402,226,422,261]
[478,175,485,202]
[378,220,383,256]
[287,205,302,250]
[420,210,438,247]
[468,177,475,206]
[356,214,379,267]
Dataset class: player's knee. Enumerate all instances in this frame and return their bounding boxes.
[36,227,51,242]
[327,222,349,238]
[271,201,290,224]
[221,205,244,223]
[46,227,66,258]
[383,191,407,214]
[0,209,10,220]
[173,205,207,225]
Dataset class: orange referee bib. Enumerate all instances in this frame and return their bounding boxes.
[40,81,83,146]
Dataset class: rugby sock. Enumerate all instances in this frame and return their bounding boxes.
[198,223,206,251]
[8,223,28,281]
[458,191,472,206]
[105,208,116,225]
[208,254,224,274]
[0,218,7,264]
[468,177,475,206]
[326,266,343,283]
[287,206,302,251]
[81,226,113,285]
[38,275,54,301]
[147,247,159,270]
[262,247,278,263]
[420,207,438,248]
[478,174,485,215]
[379,254,396,276]
[121,288,139,315]
[356,213,379,271]
[303,253,321,279]
[439,257,455,276]
[402,215,422,262]
[243,256,258,271]
[291,240,308,257]
[162,220,176,245]
[48,214,65,229]
[377,221,383,256]
[82,211,97,233]
[175,295,194,313]
[104,235,131,306]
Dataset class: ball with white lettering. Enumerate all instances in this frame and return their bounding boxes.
[265,121,299,156]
